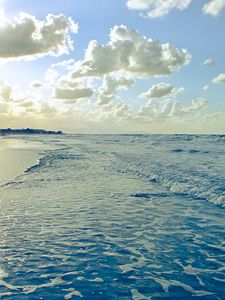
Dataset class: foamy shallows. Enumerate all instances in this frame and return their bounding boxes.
[0,134,225,299]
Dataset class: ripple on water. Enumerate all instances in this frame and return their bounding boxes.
[0,134,225,299]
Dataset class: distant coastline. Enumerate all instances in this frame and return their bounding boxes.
[0,128,63,136]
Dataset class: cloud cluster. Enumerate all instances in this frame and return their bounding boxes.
[45,25,190,106]
[212,73,225,83]
[126,0,192,18]
[126,0,225,17]
[98,76,135,105]
[138,98,208,120]
[140,82,184,99]
[0,6,214,133]
[0,77,210,133]
[0,11,78,61]
[70,25,190,78]
[52,77,94,102]
[0,79,55,119]
[170,98,208,117]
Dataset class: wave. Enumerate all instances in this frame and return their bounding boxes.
[25,154,50,173]
[172,149,209,154]
[131,192,169,199]
[109,140,225,209]
[25,151,87,174]
[3,134,225,209]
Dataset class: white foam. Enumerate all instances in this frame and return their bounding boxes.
[131,289,151,300]
[64,288,83,299]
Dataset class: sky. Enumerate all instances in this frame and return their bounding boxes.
[0,0,225,133]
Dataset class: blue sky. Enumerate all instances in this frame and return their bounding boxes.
[0,0,225,133]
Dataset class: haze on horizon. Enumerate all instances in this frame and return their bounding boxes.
[0,0,225,134]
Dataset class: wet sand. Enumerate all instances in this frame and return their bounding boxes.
[0,138,46,186]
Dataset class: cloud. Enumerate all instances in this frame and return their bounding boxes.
[203,0,225,16]
[51,75,95,102]
[39,103,59,117]
[212,73,225,83]
[203,58,215,66]
[0,79,12,101]
[45,69,60,85]
[30,81,42,88]
[0,102,9,113]
[138,97,208,120]
[53,87,94,101]
[203,85,209,90]
[170,98,208,117]
[98,76,135,105]
[126,0,225,18]
[50,59,75,70]
[0,11,78,61]
[110,102,132,120]
[18,100,34,108]
[140,82,184,99]
[56,78,91,89]
[0,79,37,107]
[126,0,192,17]
[70,25,190,78]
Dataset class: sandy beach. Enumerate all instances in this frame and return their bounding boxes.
[0,138,46,186]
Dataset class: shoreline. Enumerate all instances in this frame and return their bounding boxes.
[0,138,48,186]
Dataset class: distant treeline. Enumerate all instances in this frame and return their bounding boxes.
[0,128,63,135]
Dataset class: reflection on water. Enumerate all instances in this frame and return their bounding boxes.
[0,134,225,299]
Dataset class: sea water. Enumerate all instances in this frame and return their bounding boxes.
[0,134,225,299]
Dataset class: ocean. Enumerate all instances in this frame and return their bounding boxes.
[0,134,225,299]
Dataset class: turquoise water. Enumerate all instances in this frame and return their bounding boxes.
[0,134,225,299]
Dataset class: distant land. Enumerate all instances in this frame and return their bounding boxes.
[0,128,63,135]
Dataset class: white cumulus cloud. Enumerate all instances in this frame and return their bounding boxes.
[203,0,225,16]
[140,82,184,99]
[126,0,192,17]
[138,97,208,120]
[203,58,215,66]
[70,25,190,79]
[126,0,225,18]
[212,73,225,83]
[0,11,78,61]
[170,98,208,117]
[98,76,135,105]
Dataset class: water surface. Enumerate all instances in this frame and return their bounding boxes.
[0,134,225,299]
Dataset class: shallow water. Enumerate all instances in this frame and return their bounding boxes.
[0,134,225,299]
[0,138,47,186]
